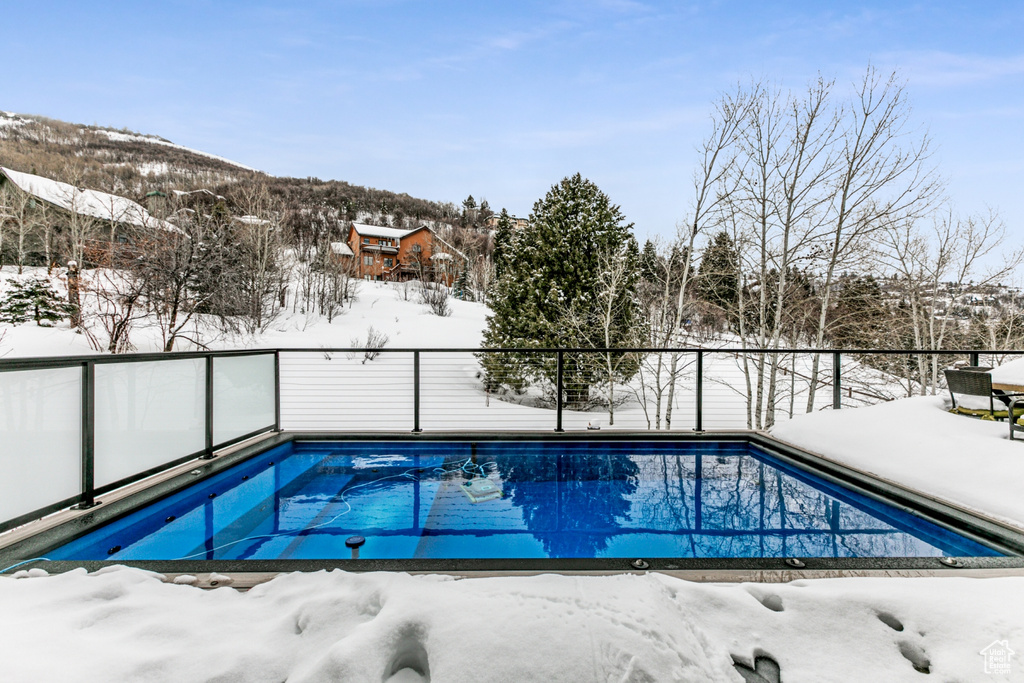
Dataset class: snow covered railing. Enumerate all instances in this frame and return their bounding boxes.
[4,345,1024,533]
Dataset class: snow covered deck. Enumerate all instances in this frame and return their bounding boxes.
[772,395,1024,533]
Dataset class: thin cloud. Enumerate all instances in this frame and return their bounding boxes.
[885,50,1024,87]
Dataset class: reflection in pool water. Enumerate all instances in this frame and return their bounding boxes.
[49,441,1000,561]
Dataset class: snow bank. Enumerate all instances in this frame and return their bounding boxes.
[772,395,1024,531]
[1,566,1020,682]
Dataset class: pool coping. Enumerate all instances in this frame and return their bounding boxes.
[3,430,1024,576]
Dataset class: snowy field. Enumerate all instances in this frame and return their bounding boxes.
[3,268,1024,681]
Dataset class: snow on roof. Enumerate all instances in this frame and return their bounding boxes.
[0,167,178,233]
[330,241,354,257]
[233,215,273,226]
[349,222,427,240]
[172,188,226,201]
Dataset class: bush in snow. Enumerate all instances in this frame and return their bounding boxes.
[0,276,73,326]
[420,281,452,317]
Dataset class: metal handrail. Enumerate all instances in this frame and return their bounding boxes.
[2,346,1022,372]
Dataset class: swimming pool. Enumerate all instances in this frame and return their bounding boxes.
[45,440,1000,562]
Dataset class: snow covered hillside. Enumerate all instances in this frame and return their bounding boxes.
[91,129,258,173]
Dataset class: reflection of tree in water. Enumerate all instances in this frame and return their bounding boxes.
[491,451,639,558]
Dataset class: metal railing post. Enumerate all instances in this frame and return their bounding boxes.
[203,355,214,458]
[76,360,96,509]
[970,351,980,367]
[273,350,281,431]
[413,351,422,433]
[695,350,704,432]
[555,350,564,432]
[832,351,841,410]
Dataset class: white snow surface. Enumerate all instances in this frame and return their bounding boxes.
[1,566,1021,682]
[990,357,1024,387]
[0,111,30,130]
[92,129,259,172]
[772,395,1024,531]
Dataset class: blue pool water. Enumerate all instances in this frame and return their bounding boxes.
[48,441,1000,560]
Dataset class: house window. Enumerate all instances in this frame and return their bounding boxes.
[384,258,394,268]
[363,255,373,266]
[412,244,422,253]
[363,237,369,244]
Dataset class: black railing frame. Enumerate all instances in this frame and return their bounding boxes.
[3,345,1024,533]
[0,350,278,533]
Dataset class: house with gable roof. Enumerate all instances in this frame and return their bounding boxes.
[0,166,178,265]
[345,222,463,285]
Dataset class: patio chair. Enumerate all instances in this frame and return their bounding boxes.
[959,365,993,372]
[944,369,1007,420]
[1010,398,1024,440]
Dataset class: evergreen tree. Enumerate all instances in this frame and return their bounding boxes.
[491,208,515,279]
[696,230,739,317]
[453,267,470,301]
[640,239,658,282]
[481,174,643,404]
[827,275,888,349]
[0,276,73,326]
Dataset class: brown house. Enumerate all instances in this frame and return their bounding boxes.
[346,222,459,284]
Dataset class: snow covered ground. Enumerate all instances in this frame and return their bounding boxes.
[1,566,1021,682]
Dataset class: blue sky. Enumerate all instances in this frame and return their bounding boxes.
[2,1,1023,243]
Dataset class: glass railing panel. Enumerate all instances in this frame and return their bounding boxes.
[213,354,275,445]
[0,367,82,524]
[94,359,205,488]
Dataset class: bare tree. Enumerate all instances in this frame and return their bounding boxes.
[232,184,285,332]
[0,184,42,273]
[724,77,839,428]
[804,67,941,410]
[560,245,645,426]
[56,162,101,267]
[662,85,751,429]
[81,237,150,353]
[880,209,1024,393]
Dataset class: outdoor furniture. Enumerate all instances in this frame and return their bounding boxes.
[959,365,993,372]
[944,369,1007,420]
[1010,398,1024,440]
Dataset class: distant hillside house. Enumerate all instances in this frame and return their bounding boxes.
[0,166,177,264]
[483,213,529,231]
[345,222,461,284]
